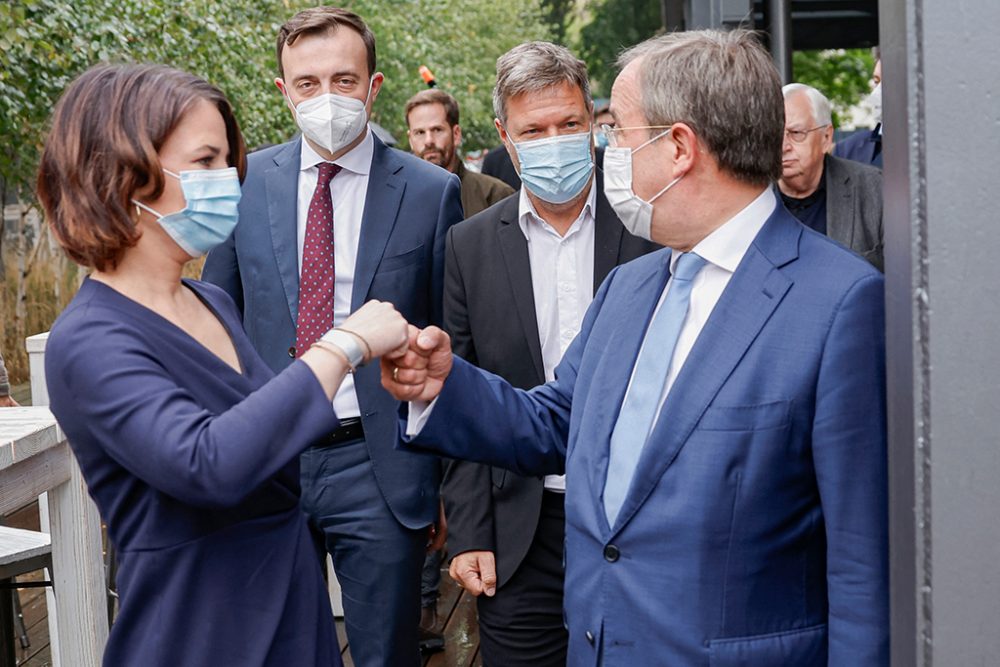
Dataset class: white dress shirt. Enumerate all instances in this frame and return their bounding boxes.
[626,186,776,431]
[298,130,373,419]
[517,184,597,492]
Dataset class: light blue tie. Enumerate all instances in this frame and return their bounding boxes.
[603,252,707,526]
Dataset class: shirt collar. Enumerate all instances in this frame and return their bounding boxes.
[670,186,776,275]
[299,126,373,176]
[517,179,597,239]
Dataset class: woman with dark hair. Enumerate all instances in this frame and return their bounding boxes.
[37,63,407,666]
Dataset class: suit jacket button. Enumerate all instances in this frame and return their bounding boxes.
[603,544,620,562]
[288,346,296,358]
[586,630,595,645]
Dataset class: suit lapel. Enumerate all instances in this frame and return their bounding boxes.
[496,198,546,383]
[265,141,303,323]
[352,136,405,310]
[593,170,625,292]
[609,210,801,536]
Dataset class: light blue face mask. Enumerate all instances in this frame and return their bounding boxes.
[132,167,242,257]
[511,130,595,204]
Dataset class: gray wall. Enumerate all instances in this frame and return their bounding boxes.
[683,0,753,29]
[882,0,1000,664]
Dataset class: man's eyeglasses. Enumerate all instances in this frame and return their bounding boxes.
[599,124,673,148]
[784,125,830,144]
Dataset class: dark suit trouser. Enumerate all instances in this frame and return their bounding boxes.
[477,490,568,667]
[300,438,425,667]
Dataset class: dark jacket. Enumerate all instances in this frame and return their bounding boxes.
[825,154,884,271]
[455,161,514,218]
[833,125,883,168]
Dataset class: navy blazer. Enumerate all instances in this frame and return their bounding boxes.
[204,134,464,527]
[406,205,889,666]
[46,279,342,666]
[834,125,883,168]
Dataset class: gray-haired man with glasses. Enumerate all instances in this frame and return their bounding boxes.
[778,83,884,269]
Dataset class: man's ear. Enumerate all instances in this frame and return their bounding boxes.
[494,119,518,170]
[453,124,463,148]
[368,72,385,107]
[821,125,835,154]
[667,122,698,177]
[494,118,508,145]
[275,78,295,113]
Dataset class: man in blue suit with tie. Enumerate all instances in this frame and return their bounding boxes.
[202,7,463,666]
[383,29,888,666]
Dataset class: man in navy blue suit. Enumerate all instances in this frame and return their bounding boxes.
[384,29,889,666]
[834,51,883,168]
[202,7,463,666]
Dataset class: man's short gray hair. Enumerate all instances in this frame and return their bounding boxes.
[493,41,592,125]
[618,29,784,186]
[782,83,833,127]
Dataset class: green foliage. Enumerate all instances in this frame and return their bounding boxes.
[792,49,876,127]
[351,0,550,152]
[540,0,576,45]
[0,0,551,201]
[0,0,289,199]
[577,0,661,97]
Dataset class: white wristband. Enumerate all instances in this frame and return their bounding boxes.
[319,329,365,370]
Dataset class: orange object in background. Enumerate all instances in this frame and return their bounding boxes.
[419,65,436,87]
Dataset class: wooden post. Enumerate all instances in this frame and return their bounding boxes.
[26,332,108,666]
[326,555,345,618]
[25,333,60,663]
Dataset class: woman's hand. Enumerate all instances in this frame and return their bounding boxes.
[340,300,409,362]
[301,301,409,400]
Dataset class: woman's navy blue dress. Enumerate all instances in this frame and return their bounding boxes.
[45,278,343,666]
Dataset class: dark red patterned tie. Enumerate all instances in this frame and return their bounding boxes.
[295,162,342,357]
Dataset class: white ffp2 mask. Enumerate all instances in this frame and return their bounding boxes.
[288,79,373,154]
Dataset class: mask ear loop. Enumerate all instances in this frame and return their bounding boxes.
[131,199,163,221]
[647,174,684,205]
[363,77,375,106]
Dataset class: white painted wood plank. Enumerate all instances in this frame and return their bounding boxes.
[0,407,62,470]
[27,331,106,666]
[38,491,62,666]
[327,555,345,617]
[48,455,108,667]
[0,443,72,516]
[27,331,63,664]
[0,525,51,565]
[27,332,49,407]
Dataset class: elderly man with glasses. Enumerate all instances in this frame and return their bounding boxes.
[778,83,884,270]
